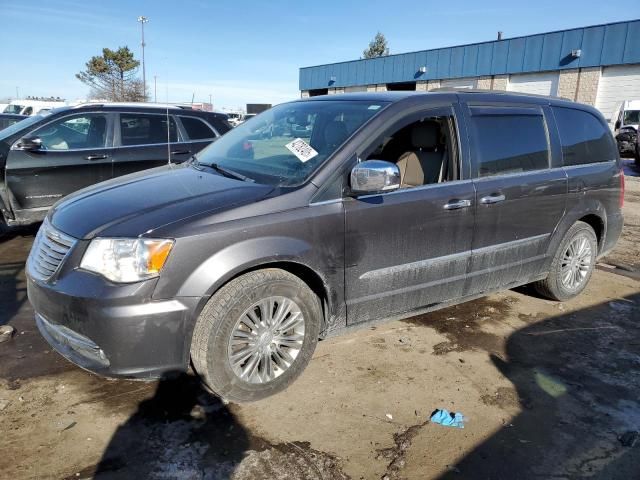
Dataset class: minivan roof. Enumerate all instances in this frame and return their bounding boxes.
[302,90,603,116]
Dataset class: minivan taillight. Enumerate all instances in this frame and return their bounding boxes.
[620,169,625,208]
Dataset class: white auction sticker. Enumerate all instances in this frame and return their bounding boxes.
[285,138,319,163]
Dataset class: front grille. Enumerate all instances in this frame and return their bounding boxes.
[27,219,76,281]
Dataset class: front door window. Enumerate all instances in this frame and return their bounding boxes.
[33,114,108,150]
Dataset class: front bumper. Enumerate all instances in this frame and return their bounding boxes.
[27,270,201,379]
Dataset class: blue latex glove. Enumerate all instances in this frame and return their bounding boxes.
[430,408,466,428]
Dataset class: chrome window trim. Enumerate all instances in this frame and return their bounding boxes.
[309,198,344,207]
[353,179,474,200]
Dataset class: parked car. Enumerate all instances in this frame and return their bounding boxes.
[616,127,639,166]
[0,103,231,229]
[28,91,623,402]
[610,100,640,133]
[225,112,245,127]
[4,99,67,116]
[0,113,28,130]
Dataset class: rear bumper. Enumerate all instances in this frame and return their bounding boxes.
[600,211,624,258]
[27,271,201,379]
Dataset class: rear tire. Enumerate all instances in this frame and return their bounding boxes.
[532,221,597,301]
[191,268,321,403]
[0,215,9,237]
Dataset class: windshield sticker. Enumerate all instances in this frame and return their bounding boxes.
[285,138,318,163]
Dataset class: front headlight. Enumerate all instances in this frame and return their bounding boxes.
[80,238,174,283]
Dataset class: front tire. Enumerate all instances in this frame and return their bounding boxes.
[533,221,597,301]
[191,268,321,403]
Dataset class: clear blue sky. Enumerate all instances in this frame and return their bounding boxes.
[0,0,632,109]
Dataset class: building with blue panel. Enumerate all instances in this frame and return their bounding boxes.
[299,20,640,122]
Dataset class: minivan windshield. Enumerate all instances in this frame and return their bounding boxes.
[195,100,388,186]
[623,110,640,125]
[3,104,24,114]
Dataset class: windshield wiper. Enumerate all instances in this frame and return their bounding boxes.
[208,162,255,183]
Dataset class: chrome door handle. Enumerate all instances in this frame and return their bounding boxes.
[443,199,472,210]
[480,194,506,204]
[85,154,108,161]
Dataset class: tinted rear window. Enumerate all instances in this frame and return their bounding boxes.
[553,107,615,166]
[470,113,549,177]
[180,116,216,140]
[209,116,232,135]
[120,114,178,146]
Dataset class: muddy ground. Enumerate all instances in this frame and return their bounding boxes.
[1,172,639,480]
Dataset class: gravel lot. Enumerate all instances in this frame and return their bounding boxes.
[1,173,639,480]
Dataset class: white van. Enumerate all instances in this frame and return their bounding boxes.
[3,99,66,116]
[610,100,640,134]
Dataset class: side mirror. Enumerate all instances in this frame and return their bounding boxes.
[615,120,621,130]
[16,136,43,151]
[350,159,401,195]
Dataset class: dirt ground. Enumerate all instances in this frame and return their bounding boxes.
[1,169,639,480]
[603,159,640,271]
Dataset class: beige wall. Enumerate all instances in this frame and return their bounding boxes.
[491,75,508,90]
[575,67,601,105]
[558,69,579,100]
[476,76,492,89]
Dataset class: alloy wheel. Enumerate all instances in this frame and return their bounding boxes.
[227,296,305,384]
[560,234,593,290]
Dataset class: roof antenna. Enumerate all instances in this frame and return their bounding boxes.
[166,79,172,165]
[497,31,503,40]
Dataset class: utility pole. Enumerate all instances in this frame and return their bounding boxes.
[209,93,212,109]
[15,86,19,99]
[137,16,149,101]
[154,75,158,102]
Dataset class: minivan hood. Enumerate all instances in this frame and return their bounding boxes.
[49,164,274,239]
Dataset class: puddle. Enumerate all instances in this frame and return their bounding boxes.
[402,298,514,355]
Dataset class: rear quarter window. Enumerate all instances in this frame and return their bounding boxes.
[552,107,616,166]
[470,111,549,177]
[180,116,216,140]
[209,116,232,135]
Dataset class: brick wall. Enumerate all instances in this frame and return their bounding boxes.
[476,76,492,89]
[492,75,508,90]
[575,67,601,105]
[426,80,440,91]
[558,69,579,100]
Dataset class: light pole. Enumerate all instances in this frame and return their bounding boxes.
[209,93,212,109]
[137,16,148,101]
[154,75,158,103]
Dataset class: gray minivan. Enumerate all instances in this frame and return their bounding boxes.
[27,91,624,402]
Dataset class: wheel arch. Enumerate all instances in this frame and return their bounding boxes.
[547,201,608,266]
[577,213,604,250]
[178,237,336,341]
